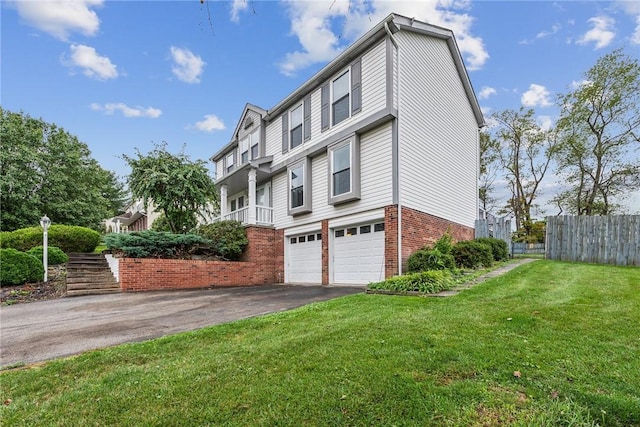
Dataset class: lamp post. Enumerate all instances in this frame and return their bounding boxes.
[40,215,51,282]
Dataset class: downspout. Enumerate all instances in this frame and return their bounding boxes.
[385,20,402,276]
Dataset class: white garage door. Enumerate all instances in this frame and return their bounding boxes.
[332,222,385,285]
[286,231,322,284]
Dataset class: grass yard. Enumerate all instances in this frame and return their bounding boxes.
[1,260,639,426]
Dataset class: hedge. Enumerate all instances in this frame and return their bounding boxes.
[0,248,44,286]
[104,231,212,258]
[368,270,454,294]
[407,248,455,273]
[195,221,248,261]
[0,225,100,253]
[452,240,493,269]
[474,237,509,262]
[26,246,69,265]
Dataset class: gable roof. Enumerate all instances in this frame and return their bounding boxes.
[211,103,267,162]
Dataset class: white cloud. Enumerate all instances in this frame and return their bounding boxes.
[66,44,118,80]
[570,79,591,90]
[577,16,616,49]
[279,0,488,76]
[616,0,640,15]
[230,0,249,23]
[169,46,205,84]
[536,23,561,39]
[478,86,497,100]
[189,114,226,132]
[521,84,553,107]
[91,103,162,118]
[13,0,102,41]
[632,16,640,44]
[537,115,554,131]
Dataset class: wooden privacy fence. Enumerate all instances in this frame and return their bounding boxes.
[475,217,512,255]
[546,215,640,266]
[512,242,545,255]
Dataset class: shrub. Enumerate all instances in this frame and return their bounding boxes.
[452,240,493,269]
[433,229,455,255]
[150,214,172,232]
[104,231,212,259]
[407,248,455,272]
[195,221,248,261]
[368,270,454,294]
[26,246,69,265]
[474,237,509,262]
[0,225,100,253]
[0,248,44,286]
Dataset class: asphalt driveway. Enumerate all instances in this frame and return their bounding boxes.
[0,285,362,368]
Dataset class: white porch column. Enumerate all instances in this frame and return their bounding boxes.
[248,168,257,225]
[220,185,228,219]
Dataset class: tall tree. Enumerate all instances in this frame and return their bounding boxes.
[554,49,640,215]
[0,108,127,231]
[492,108,559,237]
[123,144,218,233]
[478,130,500,215]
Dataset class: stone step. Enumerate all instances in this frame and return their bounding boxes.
[67,264,110,271]
[67,282,120,291]
[66,288,121,297]
[66,274,116,284]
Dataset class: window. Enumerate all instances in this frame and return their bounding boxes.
[346,227,357,236]
[317,233,322,240]
[291,237,297,244]
[250,129,260,160]
[332,144,351,196]
[240,137,249,164]
[288,158,312,216]
[332,71,350,125]
[230,196,244,212]
[299,235,306,243]
[374,223,385,232]
[328,138,360,205]
[335,229,345,238]
[290,104,303,149]
[226,152,234,173]
[290,165,304,209]
[237,196,245,209]
[307,234,315,242]
[230,199,236,212]
[360,225,371,234]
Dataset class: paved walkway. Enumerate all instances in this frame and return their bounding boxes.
[0,285,361,368]
[432,258,538,297]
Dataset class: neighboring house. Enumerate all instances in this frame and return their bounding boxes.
[210,13,485,285]
[105,200,161,233]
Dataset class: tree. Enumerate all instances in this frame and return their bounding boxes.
[478,130,500,215]
[492,108,559,237]
[0,108,127,231]
[123,144,218,233]
[554,50,640,215]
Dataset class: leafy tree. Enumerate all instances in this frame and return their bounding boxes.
[492,108,559,238]
[479,130,500,215]
[0,108,127,231]
[554,50,640,215]
[123,144,218,233]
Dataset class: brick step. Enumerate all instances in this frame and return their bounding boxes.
[67,282,120,291]
[66,288,121,297]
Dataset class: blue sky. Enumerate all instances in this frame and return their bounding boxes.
[2,0,639,215]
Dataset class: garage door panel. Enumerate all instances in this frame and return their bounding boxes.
[286,232,322,284]
[332,221,385,285]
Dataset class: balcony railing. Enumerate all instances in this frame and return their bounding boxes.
[212,205,274,226]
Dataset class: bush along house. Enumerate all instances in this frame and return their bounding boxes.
[210,13,485,285]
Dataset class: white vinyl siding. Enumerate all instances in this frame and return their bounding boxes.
[267,39,387,165]
[273,122,393,230]
[396,32,478,228]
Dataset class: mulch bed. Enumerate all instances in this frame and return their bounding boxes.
[0,266,67,305]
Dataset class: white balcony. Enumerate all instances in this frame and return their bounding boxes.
[212,205,274,226]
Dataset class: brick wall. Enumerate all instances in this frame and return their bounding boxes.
[119,225,283,292]
[384,205,474,276]
[321,220,329,285]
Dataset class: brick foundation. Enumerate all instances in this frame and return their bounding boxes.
[119,225,283,292]
[384,205,474,276]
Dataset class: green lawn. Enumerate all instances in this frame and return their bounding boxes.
[2,261,639,426]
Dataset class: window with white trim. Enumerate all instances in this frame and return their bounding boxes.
[288,158,312,215]
[250,129,260,160]
[290,104,303,149]
[240,137,249,164]
[226,152,234,173]
[332,70,350,125]
[290,164,304,209]
[328,137,361,205]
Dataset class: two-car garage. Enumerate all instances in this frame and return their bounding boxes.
[285,215,386,285]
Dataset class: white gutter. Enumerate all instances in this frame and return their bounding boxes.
[385,20,402,276]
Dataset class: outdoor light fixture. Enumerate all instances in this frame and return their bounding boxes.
[40,215,51,282]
